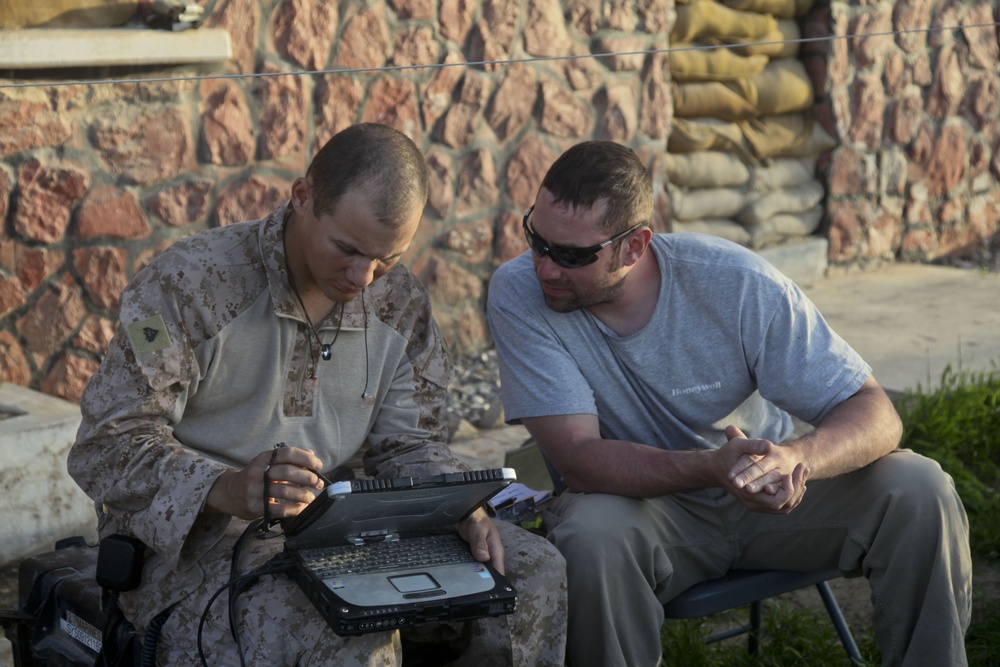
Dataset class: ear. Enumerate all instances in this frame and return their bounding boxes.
[290,177,312,215]
[620,227,653,267]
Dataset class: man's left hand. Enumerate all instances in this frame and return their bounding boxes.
[457,507,506,575]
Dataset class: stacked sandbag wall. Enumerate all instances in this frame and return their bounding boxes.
[666,0,837,249]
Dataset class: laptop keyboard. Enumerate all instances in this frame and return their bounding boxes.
[301,533,476,577]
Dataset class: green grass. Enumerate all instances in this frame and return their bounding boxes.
[659,361,1000,666]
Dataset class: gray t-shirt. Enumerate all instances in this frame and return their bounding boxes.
[487,233,872,451]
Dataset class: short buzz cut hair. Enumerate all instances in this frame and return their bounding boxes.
[540,141,653,235]
[307,123,429,227]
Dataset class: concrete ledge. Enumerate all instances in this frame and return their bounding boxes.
[0,27,231,69]
[758,236,829,288]
[0,384,96,566]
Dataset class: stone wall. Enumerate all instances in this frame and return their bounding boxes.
[1,0,998,405]
[807,0,1000,267]
[0,0,673,402]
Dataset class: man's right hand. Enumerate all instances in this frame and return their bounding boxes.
[716,427,810,514]
[206,445,327,520]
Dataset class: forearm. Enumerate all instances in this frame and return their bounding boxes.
[784,377,902,479]
[522,414,723,497]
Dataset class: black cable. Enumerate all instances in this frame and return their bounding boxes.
[197,558,296,667]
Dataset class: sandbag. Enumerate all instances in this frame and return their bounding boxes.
[671,0,778,44]
[674,59,814,120]
[0,0,137,28]
[669,48,769,82]
[739,180,825,224]
[750,58,815,116]
[673,81,758,121]
[673,219,752,246]
[748,156,817,191]
[745,205,824,248]
[666,152,751,189]
[723,0,815,19]
[668,117,757,163]
[713,20,802,59]
[670,185,749,221]
[739,113,835,160]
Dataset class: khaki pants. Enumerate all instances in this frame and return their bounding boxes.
[545,450,971,667]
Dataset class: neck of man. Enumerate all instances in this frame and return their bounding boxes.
[283,210,337,322]
[587,249,661,337]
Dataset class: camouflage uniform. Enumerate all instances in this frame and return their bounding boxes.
[68,203,567,666]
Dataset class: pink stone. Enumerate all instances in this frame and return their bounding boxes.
[315,75,365,150]
[882,50,908,97]
[73,246,128,311]
[827,201,862,263]
[887,91,923,144]
[391,0,435,19]
[392,25,440,68]
[13,246,65,294]
[605,0,637,30]
[215,175,291,227]
[592,36,647,71]
[362,76,421,145]
[638,0,670,33]
[505,136,560,210]
[962,3,1000,69]
[76,185,151,240]
[926,124,968,199]
[539,80,592,139]
[439,71,492,148]
[523,0,572,57]
[851,9,892,70]
[598,83,639,142]
[90,107,192,185]
[421,50,467,130]
[847,75,885,148]
[0,274,25,319]
[41,353,100,404]
[439,0,476,43]
[73,316,117,355]
[146,181,213,227]
[16,274,86,359]
[0,90,71,157]
[828,147,864,197]
[208,0,261,75]
[272,0,338,70]
[256,64,308,161]
[926,43,964,120]
[487,63,537,141]
[200,79,255,166]
[468,0,519,71]
[455,149,499,215]
[640,50,670,139]
[0,330,30,386]
[568,0,600,36]
[336,6,388,70]
[892,0,932,54]
[493,209,528,265]
[425,148,456,219]
[439,219,493,264]
[14,159,90,244]
[965,73,999,131]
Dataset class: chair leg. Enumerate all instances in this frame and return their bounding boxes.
[815,581,864,665]
[748,600,761,654]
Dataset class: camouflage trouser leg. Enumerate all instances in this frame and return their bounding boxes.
[404,521,567,667]
[155,532,403,666]
[435,521,568,667]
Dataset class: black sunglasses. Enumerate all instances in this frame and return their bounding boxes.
[522,206,643,268]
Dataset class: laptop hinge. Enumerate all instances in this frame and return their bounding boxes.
[347,531,400,545]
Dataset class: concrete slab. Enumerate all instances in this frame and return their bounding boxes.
[0,384,96,567]
[803,263,1000,394]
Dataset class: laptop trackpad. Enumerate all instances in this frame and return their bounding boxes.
[390,573,443,597]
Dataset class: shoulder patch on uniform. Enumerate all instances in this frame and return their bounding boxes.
[126,314,172,355]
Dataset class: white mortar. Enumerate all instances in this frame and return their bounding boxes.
[0,384,97,566]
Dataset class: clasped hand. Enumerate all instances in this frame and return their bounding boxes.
[719,425,810,514]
